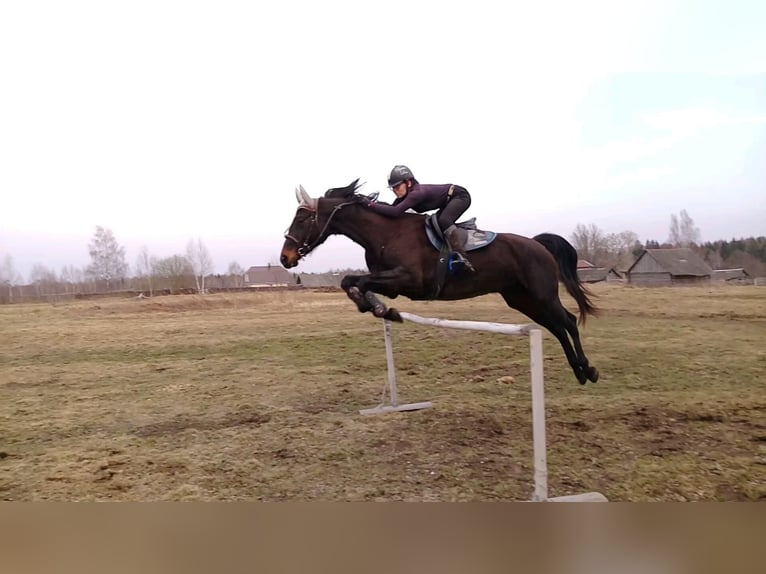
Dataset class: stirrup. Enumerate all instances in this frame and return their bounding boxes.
[448,252,475,274]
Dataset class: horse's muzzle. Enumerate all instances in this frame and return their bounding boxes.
[280,249,299,268]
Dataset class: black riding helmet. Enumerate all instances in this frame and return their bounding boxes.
[388,165,419,187]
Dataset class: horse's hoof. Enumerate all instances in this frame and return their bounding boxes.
[587,367,599,383]
[384,308,403,323]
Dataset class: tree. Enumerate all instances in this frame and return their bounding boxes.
[186,238,214,294]
[0,254,20,302]
[60,265,85,293]
[135,246,156,296]
[571,225,643,268]
[668,209,700,247]
[570,223,609,266]
[571,223,604,265]
[717,249,765,276]
[604,230,640,269]
[29,264,58,296]
[153,255,194,290]
[86,226,128,290]
[227,261,244,288]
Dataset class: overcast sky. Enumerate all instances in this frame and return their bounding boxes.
[2,0,765,281]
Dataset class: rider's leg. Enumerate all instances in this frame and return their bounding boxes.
[437,191,475,273]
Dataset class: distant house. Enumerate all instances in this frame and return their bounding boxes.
[577,267,624,284]
[243,265,296,288]
[626,248,712,286]
[712,268,752,284]
[298,272,343,288]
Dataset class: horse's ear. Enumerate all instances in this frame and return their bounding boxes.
[295,185,317,209]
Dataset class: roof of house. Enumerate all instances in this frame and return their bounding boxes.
[627,248,713,277]
[577,268,608,282]
[577,267,623,282]
[244,265,296,285]
[712,268,750,280]
[576,259,595,269]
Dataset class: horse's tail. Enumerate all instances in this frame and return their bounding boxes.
[533,233,598,325]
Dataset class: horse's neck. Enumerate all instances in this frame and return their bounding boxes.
[327,203,412,251]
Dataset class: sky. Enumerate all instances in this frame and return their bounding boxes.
[1,0,765,281]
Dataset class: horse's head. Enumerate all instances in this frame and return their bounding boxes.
[280,179,362,268]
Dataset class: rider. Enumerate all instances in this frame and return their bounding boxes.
[365,165,475,273]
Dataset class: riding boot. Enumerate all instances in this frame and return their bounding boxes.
[445,226,475,273]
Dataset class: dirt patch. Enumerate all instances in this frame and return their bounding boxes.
[134,410,272,437]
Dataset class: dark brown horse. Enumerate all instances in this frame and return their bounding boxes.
[280,179,599,385]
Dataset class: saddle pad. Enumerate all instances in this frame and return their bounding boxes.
[425,219,497,252]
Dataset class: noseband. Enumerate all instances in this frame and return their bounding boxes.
[284,205,319,258]
[284,200,356,260]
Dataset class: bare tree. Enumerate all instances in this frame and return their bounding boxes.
[0,254,15,281]
[59,265,84,294]
[153,255,194,290]
[724,250,766,277]
[0,254,20,302]
[572,225,643,268]
[29,264,58,297]
[135,246,156,296]
[570,223,609,266]
[227,261,244,288]
[86,226,128,291]
[668,209,700,247]
[604,230,640,269]
[186,238,214,294]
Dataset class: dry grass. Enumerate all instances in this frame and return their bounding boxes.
[0,285,764,501]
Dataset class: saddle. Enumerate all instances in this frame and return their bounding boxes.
[424,215,497,298]
[424,215,497,251]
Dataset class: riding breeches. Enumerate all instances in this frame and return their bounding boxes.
[436,187,471,232]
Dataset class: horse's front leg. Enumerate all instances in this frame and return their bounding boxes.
[356,267,415,322]
[363,290,386,317]
[341,275,373,314]
[363,290,402,321]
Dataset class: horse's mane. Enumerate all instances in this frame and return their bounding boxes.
[322,179,425,225]
[324,179,363,199]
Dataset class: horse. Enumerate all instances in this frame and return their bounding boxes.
[280,179,599,385]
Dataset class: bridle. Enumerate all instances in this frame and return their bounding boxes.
[284,198,357,260]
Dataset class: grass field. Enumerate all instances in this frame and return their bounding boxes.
[1,284,764,501]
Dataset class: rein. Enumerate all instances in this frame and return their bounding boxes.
[285,199,357,259]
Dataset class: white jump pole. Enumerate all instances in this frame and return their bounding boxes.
[360,311,607,502]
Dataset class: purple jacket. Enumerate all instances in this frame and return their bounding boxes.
[368,184,454,217]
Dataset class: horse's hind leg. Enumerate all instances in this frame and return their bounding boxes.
[563,309,599,382]
[501,292,590,385]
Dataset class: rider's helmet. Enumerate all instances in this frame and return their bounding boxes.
[387,165,419,188]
